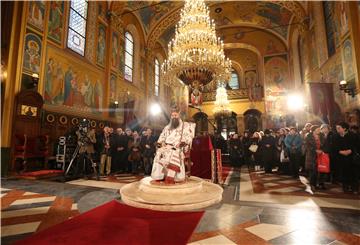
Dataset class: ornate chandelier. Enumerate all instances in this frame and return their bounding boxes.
[213,84,231,118]
[161,0,232,88]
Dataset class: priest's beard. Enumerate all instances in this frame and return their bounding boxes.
[170,118,180,129]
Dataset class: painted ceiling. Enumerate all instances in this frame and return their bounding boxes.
[123,1,303,46]
[125,1,182,34]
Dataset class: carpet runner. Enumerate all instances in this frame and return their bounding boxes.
[15,200,204,245]
[16,170,64,180]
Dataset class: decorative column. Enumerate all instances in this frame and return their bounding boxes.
[1,2,25,176]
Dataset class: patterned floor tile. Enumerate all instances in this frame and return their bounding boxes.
[1,206,50,218]
[66,179,126,189]
[1,221,41,237]
[188,235,236,245]
[245,223,296,241]
[10,196,56,206]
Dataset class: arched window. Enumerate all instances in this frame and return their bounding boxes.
[124,32,134,82]
[67,0,88,56]
[229,71,240,89]
[154,58,160,96]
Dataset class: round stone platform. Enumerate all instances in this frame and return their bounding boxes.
[120,176,223,211]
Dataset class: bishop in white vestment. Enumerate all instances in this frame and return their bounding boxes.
[151,109,195,184]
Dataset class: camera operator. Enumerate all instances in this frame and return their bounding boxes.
[75,120,97,179]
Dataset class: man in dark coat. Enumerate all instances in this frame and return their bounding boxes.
[112,128,129,173]
[260,129,276,173]
[140,128,156,175]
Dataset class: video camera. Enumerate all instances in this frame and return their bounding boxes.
[78,119,91,146]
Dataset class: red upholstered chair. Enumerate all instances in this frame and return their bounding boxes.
[13,134,49,172]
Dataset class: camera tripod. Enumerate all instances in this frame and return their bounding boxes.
[65,144,99,180]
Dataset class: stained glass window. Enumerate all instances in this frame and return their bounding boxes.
[67,0,88,56]
[124,32,134,82]
[229,71,239,89]
[154,58,160,96]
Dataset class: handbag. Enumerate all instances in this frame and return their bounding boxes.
[280,149,289,163]
[249,144,258,153]
[317,152,330,173]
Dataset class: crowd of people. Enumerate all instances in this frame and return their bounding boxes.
[74,120,359,194]
[228,122,360,194]
[93,126,157,176]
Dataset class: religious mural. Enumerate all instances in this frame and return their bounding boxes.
[213,2,292,40]
[342,38,355,79]
[119,37,125,77]
[109,73,117,102]
[310,28,318,70]
[126,1,179,34]
[96,23,106,67]
[170,86,189,119]
[44,46,105,114]
[339,2,349,36]
[323,1,343,57]
[310,83,342,125]
[48,1,64,44]
[23,32,42,74]
[27,1,45,31]
[97,1,107,21]
[159,27,175,50]
[298,36,308,81]
[85,2,97,62]
[264,54,289,115]
[111,32,119,70]
[265,40,280,55]
[140,58,146,89]
[244,70,262,101]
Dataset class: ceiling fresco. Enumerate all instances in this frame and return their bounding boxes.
[120,1,305,49]
[210,2,293,40]
[125,1,182,34]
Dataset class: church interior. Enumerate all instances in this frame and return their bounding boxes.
[1,1,360,244]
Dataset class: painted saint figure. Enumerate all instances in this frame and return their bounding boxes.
[151,107,196,184]
[97,26,106,66]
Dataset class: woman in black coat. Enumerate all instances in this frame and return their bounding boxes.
[229,134,244,167]
[333,122,358,193]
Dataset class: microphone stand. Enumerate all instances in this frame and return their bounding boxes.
[188,105,217,131]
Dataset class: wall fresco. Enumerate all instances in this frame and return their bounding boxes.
[96,23,106,67]
[48,1,64,44]
[310,28,318,70]
[23,32,42,74]
[111,32,119,70]
[27,1,45,31]
[85,1,96,62]
[44,46,105,114]
[264,54,289,115]
[119,37,125,77]
[140,58,146,89]
[342,38,355,79]
[109,73,117,102]
[97,1,107,21]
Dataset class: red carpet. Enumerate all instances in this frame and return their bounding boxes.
[16,200,204,245]
[17,170,64,179]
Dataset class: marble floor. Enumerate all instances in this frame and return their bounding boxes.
[1,168,359,245]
